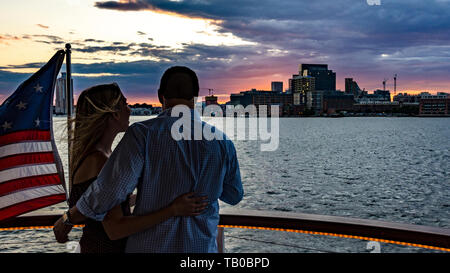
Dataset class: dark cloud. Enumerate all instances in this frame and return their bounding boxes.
[32,34,62,40]
[30,34,64,45]
[0,62,44,69]
[0,70,42,100]
[36,24,49,29]
[0,40,279,101]
[94,0,152,11]
[84,38,106,43]
[0,34,21,43]
[76,45,133,53]
[183,1,449,91]
[93,1,450,57]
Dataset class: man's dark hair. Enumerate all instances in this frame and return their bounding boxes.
[158,66,199,104]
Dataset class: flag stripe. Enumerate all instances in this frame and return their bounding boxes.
[0,163,57,184]
[0,130,51,147]
[0,50,66,221]
[0,174,61,197]
[0,152,55,172]
[0,141,53,159]
[0,184,65,210]
[0,193,66,221]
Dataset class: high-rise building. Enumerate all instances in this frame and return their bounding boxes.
[289,75,315,105]
[345,78,361,97]
[271,81,283,92]
[300,64,336,91]
[306,90,323,114]
[54,72,73,115]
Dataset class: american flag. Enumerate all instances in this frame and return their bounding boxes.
[0,50,67,221]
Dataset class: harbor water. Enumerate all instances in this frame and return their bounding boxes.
[1,116,449,253]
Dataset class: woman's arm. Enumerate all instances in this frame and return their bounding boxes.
[102,192,208,240]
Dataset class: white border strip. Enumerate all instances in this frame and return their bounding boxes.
[0,184,65,210]
[0,142,53,158]
[0,163,57,183]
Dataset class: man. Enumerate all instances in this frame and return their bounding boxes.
[54,66,243,252]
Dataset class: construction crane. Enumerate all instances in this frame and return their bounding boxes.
[200,87,215,96]
[393,74,397,95]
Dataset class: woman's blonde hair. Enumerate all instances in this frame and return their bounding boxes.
[69,83,124,188]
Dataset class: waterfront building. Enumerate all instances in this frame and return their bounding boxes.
[373,90,391,101]
[205,95,218,106]
[322,90,355,114]
[393,91,446,103]
[229,93,245,106]
[306,90,323,114]
[289,75,315,105]
[54,72,72,115]
[419,93,450,116]
[357,89,391,103]
[228,89,293,116]
[345,78,362,97]
[393,93,421,103]
[299,64,336,91]
[129,103,155,115]
[353,101,401,113]
[284,104,306,116]
[130,108,152,115]
[153,107,162,114]
[271,81,283,92]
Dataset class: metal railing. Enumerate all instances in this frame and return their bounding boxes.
[217,208,450,252]
[1,208,449,252]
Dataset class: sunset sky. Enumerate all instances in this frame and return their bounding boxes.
[1,0,449,105]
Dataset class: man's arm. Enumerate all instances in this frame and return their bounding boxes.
[53,205,86,243]
[219,141,244,205]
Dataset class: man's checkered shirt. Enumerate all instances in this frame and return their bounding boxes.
[76,107,243,252]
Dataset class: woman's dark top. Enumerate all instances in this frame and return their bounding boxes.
[68,151,131,253]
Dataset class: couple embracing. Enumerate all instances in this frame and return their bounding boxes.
[53,66,243,253]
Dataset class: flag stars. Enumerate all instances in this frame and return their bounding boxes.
[16,101,28,110]
[2,121,13,131]
[35,118,41,127]
[34,83,43,93]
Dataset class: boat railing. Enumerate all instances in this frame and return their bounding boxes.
[1,208,449,252]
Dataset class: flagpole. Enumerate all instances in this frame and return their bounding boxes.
[65,43,73,194]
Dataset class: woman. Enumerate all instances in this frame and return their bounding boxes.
[54,83,207,253]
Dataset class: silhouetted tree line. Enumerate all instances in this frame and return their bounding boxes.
[129,103,153,108]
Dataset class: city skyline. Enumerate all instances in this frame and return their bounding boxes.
[1,0,450,106]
